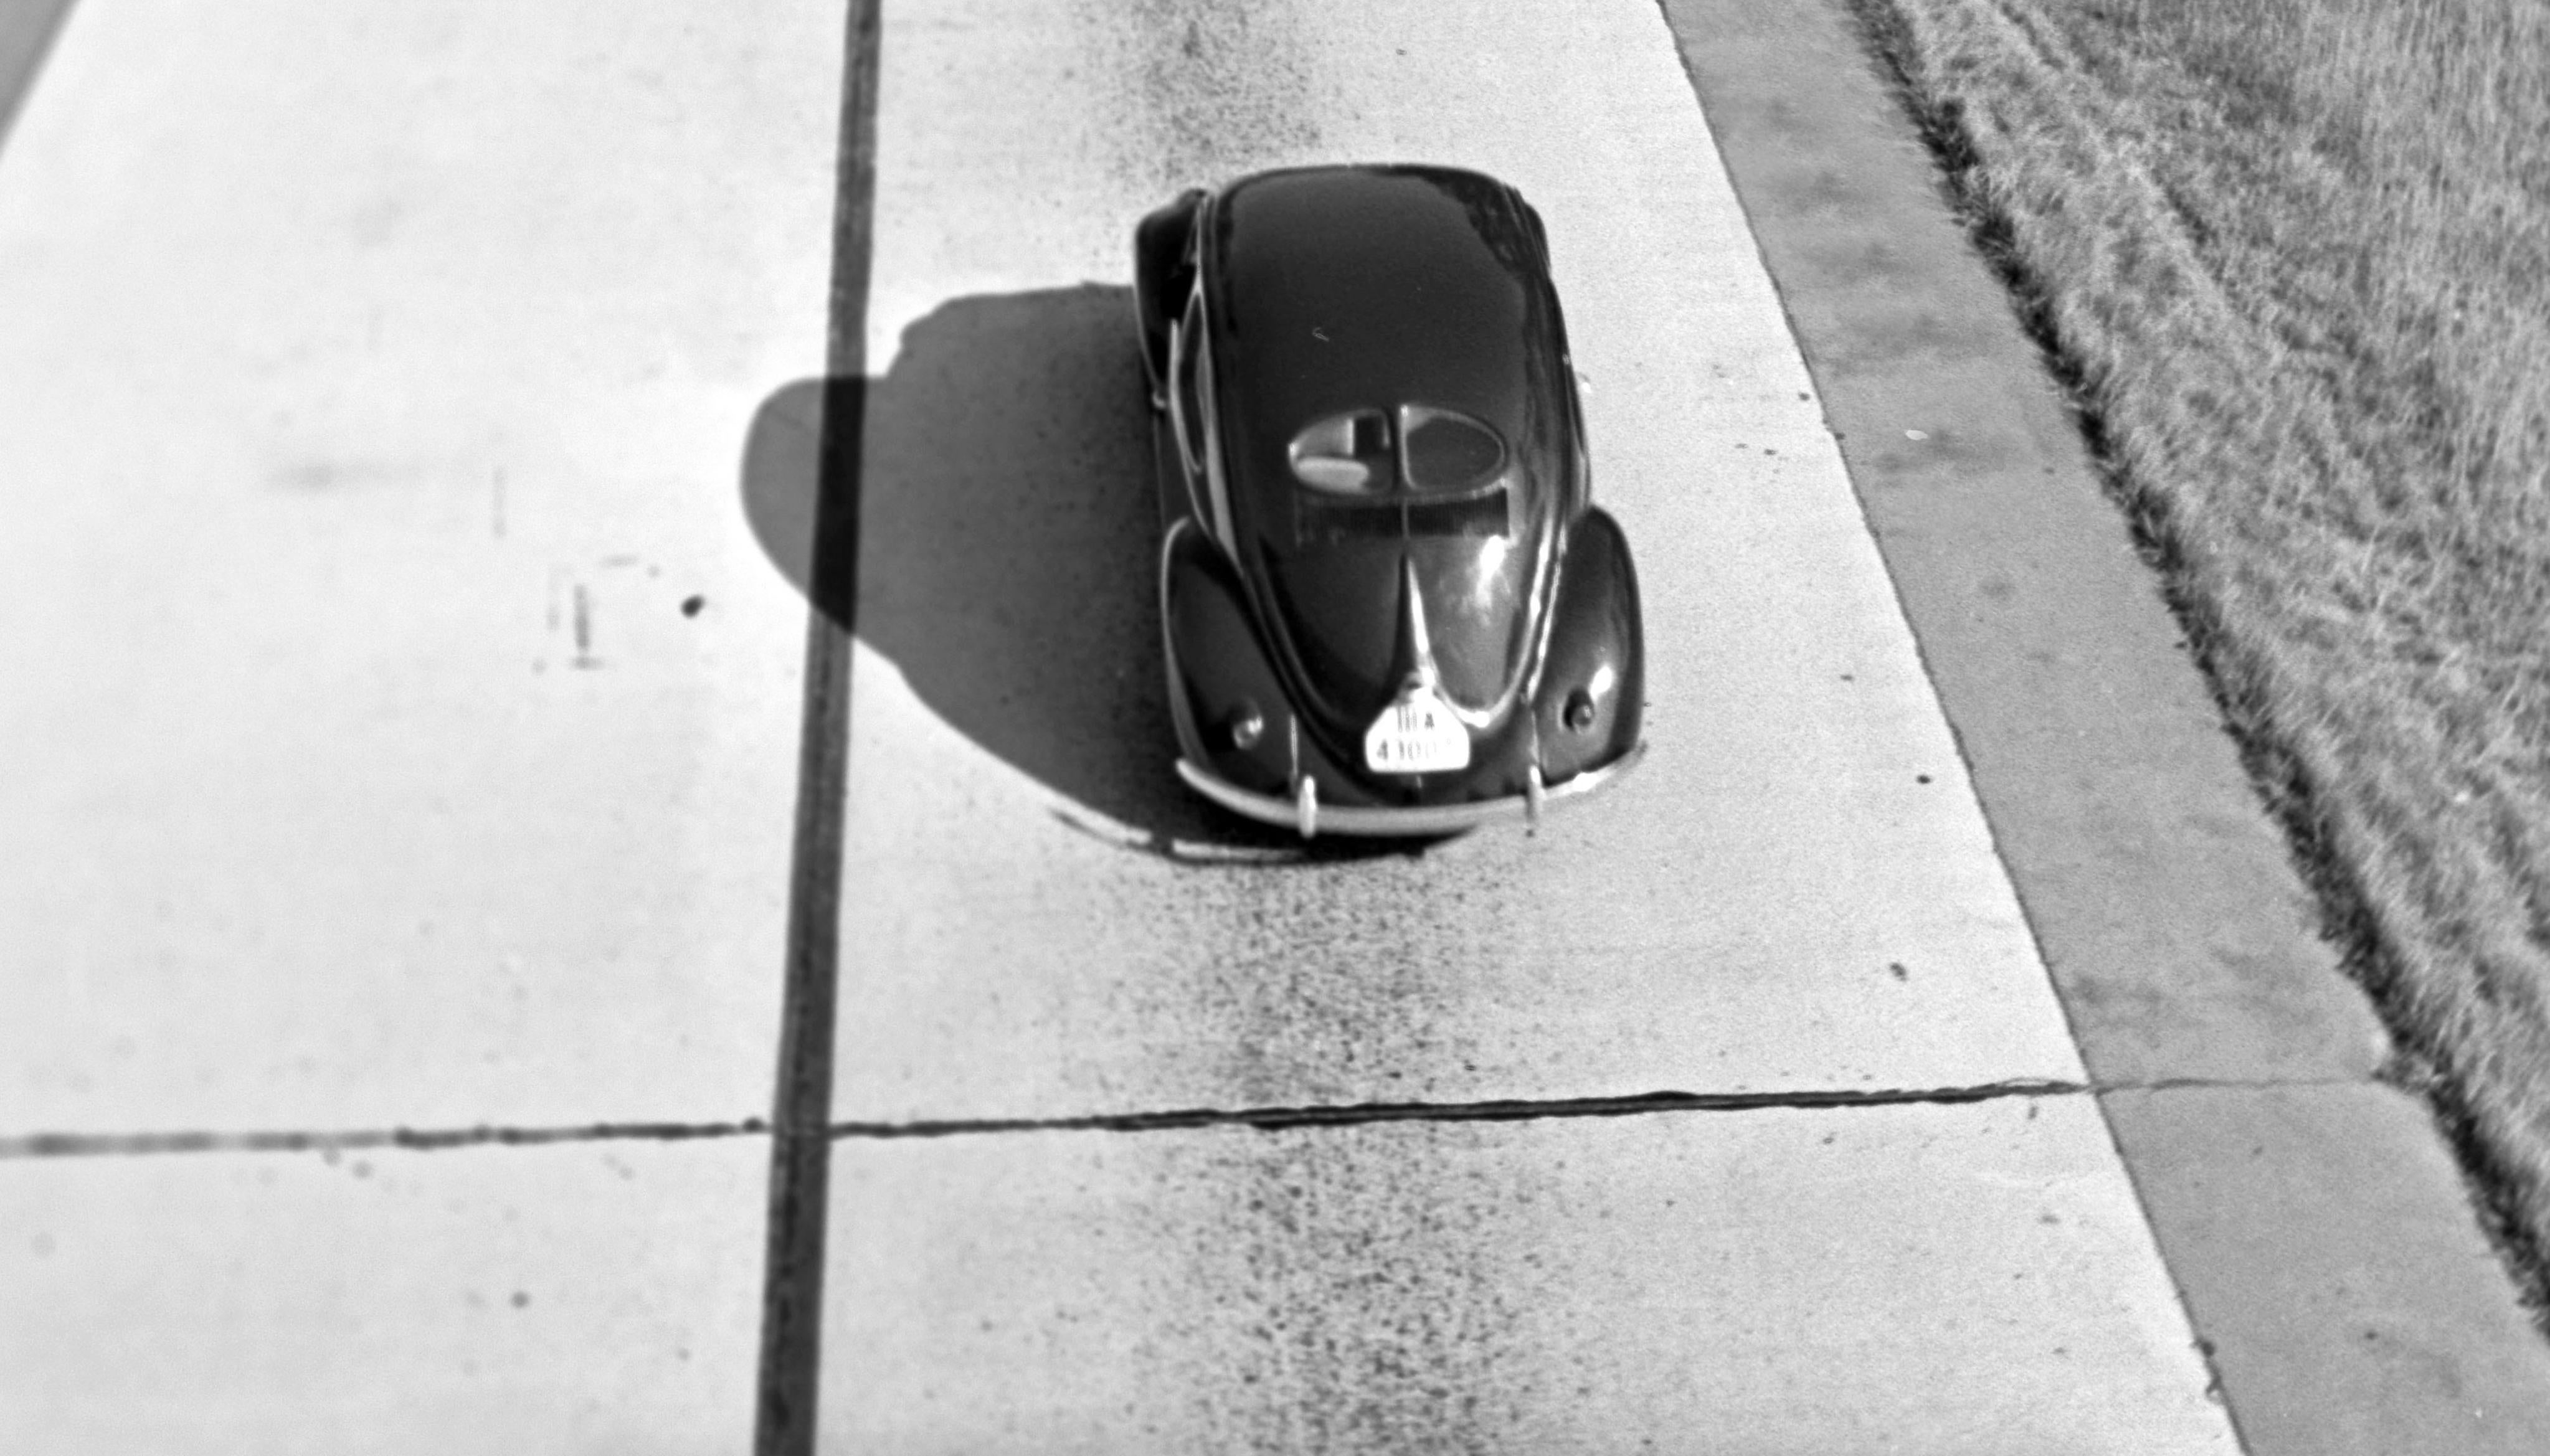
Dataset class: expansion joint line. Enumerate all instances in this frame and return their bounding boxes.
[6,1074,2378,1160]
[0,1118,773,1158]
[827,1079,2090,1139]
[754,4,884,1454]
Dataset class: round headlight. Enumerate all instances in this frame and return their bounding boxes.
[1563,688,1598,733]
[1225,702,1266,750]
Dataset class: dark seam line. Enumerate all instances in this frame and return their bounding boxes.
[2120,1074,2367,1093]
[754,4,881,1455]
[828,1080,2092,1139]
[0,1119,772,1158]
[1,1074,2391,1160]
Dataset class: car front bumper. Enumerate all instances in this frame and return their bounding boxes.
[1174,742,1646,839]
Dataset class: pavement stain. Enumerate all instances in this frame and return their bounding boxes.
[1135,1123,1540,1454]
[1076,0,1324,197]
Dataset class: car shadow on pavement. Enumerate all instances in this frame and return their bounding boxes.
[742,283,1416,863]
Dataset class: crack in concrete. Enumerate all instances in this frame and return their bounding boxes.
[2116,1075,2368,1094]
[0,1117,772,1159]
[3,1074,2389,1160]
[825,1079,2093,1139]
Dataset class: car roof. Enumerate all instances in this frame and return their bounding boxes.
[1202,165,1560,471]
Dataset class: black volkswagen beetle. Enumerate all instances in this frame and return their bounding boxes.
[1136,164,1643,837]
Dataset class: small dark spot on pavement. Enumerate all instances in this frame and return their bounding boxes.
[681,594,706,617]
[1916,773,1933,783]
[511,1290,530,1309]
[1889,961,1909,980]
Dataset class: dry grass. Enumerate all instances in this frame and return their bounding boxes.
[1844,0,2550,1295]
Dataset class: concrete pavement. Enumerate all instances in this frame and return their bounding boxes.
[1661,0,2550,1449]
[0,0,841,1135]
[4,1140,765,1453]
[7,0,2542,1450]
[808,0,2234,1448]
[1,0,846,1445]
[827,1101,2224,1453]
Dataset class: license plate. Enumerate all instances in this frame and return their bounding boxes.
[1364,683,1470,774]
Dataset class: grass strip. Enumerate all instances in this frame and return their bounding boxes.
[1841,0,2550,1311]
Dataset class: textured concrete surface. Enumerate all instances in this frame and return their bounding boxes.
[2107,1085,2550,1455]
[1,1137,767,1454]
[826,1100,2233,1454]
[1657,0,2387,1089]
[0,0,845,1447]
[0,0,845,1132]
[14,0,2511,1449]
[822,0,2082,1125]
[815,0,2235,1447]
[1659,0,2550,1449]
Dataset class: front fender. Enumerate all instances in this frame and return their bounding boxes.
[1161,519,1294,796]
[1134,190,1205,397]
[1533,506,1644,783]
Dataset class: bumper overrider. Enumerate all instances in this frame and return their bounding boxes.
[1159,516,1644,839]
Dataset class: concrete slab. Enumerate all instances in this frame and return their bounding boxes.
[821,1098,2235,1452]
[0,0,848,1132]
[803,12,2244,1446]
[0,1137,766,1454]
[820,0,2085,1123]
[2105,1084,2550,1456]
[1654,0,2387,1088]
[1657,0,2550,1447]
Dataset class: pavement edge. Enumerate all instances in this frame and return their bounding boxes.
[1654,0,2550,1450]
